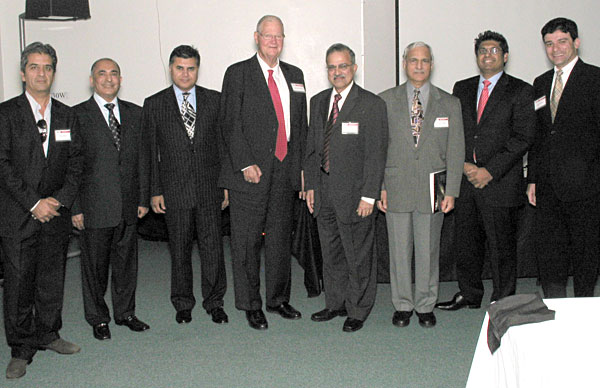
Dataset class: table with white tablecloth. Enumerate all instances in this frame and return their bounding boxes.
[466,297,600,388]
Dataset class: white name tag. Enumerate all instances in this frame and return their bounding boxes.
[534,96,547,111]
[434,117,449,128]
[54,129,71,142]
[341,122,359,135]
[291,83,306,93]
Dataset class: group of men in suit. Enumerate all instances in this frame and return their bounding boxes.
[0,12,597,379]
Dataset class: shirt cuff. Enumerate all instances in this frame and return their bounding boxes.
[361,197,375,205]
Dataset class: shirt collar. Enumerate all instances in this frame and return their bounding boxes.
[256,52,281,79]
[25,91,52,120]
[331,81,354,101]
[555,56,578,78]
[93,92,118,108]
[479,71,503,87]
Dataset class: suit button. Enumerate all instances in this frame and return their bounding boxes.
[474,135,478,139]
[550,130,556,135]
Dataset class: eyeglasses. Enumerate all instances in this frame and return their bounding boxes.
[37,119,48,143]
[259,33,284,41]
[327,63,353,72]
[478,47,501,55]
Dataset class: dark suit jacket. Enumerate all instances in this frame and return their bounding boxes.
[528,59,600,202]
[219,54,308,192]
[0,94,82,238]
[453,73,536,207]
[140,85,221,210]
[72,97,143,228]
[304,84,388,224]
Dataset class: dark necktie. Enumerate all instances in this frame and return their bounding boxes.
[477,80,491,123]
[181,92,196,140]
[321,93,342,173]
[267,70,287,161]
[104,103,121,151]
[410,89,423,146]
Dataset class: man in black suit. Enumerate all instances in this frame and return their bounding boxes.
[220,15,308,330]
[527,18,600,298]
[72,58,150,340]
[305,43,388,332]
[141,45,228,324]
[0,42,83,379]
[436,31,536,311]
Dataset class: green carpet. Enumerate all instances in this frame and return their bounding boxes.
[0,237,545,388]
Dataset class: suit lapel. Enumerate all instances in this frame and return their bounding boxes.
[394,84,416,148]
[554,59,583,125]
[86,97,118,148]
[250,55,277,118]
[417,86,440,148]
[16,94,45,159]
[463,77,479,124]
[47,99,64,162]
[336,84,358,124]
[167,87,188,135]
[478,73,508,126]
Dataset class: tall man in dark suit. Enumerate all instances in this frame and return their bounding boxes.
[220,15,308,330]
[305,43,388,332]
[0,42,83,379]
[72,58,150,340]
[378,42,464,328]
[141,45,228,324]
[527,18,600,298]
[436,31,536,311]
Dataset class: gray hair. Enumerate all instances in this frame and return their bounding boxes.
[90,58,121,75]
[21,42,57,73]
[256,15,284,34]
[402,41,434,61]
[326,43,356,65]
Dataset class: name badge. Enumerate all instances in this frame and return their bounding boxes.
[534,96,547,111]
[434,117,449,128]
[341,122,359,135]
[55,129,71,142]
[291,83,306,93]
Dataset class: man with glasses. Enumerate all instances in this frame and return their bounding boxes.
[72,58,150,341]
[378,42,464,328]
[305,43,387,332]
[436,31,535,311]
[219,15,308,330]
[0,42,83,379]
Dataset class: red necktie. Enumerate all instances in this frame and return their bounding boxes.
[267,69,287,161]
[477,80,491,123]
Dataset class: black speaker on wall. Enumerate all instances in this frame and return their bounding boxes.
[25,0,90,20]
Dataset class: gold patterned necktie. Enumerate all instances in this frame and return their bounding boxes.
[410,89,423,146]
[550,69,563,123]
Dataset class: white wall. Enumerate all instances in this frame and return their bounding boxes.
[398,0,600,92]
[363,0,396,94]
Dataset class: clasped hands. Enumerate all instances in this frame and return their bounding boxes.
[31,197,61,223]
[464,162,492,189]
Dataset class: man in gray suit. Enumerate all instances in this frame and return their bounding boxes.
[378,42,464,328]
[305,43,388,332]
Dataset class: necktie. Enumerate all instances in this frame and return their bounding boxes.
[267,70,287,161]
[181,92,196,140]
[321,93,342,173]
[104,103,121,151]
[410,89,424,146]
[477,80,491,124]
[550,69,563,123]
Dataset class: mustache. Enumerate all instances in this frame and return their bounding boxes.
[333,74,346,80]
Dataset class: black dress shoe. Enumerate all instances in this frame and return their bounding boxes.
[416,312,436,328]
[342,318,363,332]
[311,308,348,322]
[176,310,192,324]
[246,309,268,330]
[208,307,228,324]
[115,315,150,332]
[392,310,413,327]
[435,293,481,311]
[266,302,302,320]
[93,323,111,340]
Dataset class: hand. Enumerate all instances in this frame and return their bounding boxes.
[299,170,306,200]
[31,197,61,223]
[526,183,536,206]
[243,165,262,184]
[138,206,149,218]
[151,195,166,214]
[356,200,374,218]
[377,190,387,213]
[441,196,455,213]
[72,213,85,230]
[221,189,229,210]
[463,162,477,176]
[466,167,493,189]
[306,190,315,214]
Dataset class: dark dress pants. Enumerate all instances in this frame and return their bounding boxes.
[164,203,227,312]
[229,157,294,311]
[454,184,519,303]
[316,172,377,321]
[80,220,138,326]
[535,188,600,298]
[1,231,68,360]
